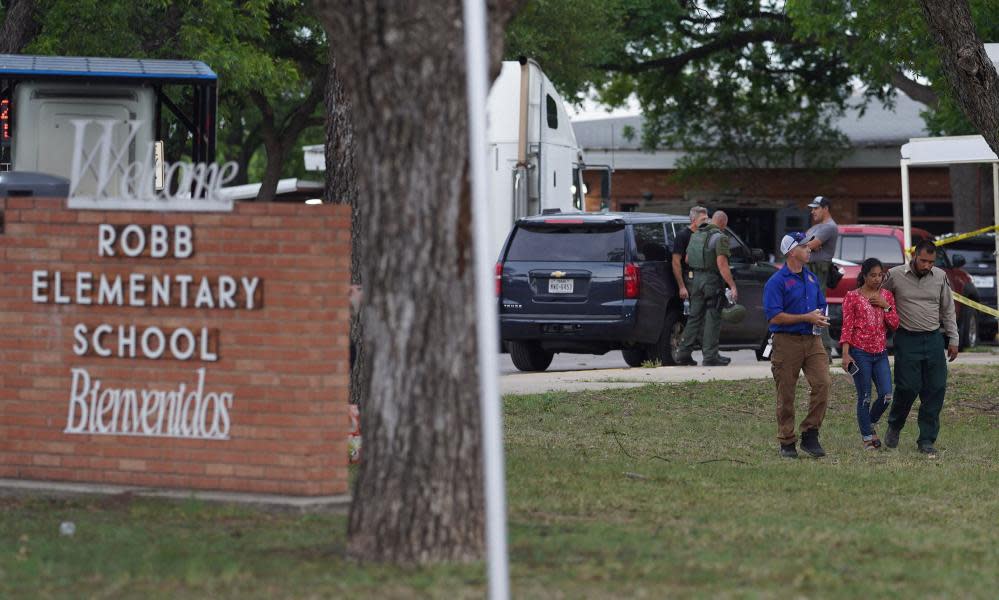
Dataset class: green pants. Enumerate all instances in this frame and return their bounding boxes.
[888,329,948,446]
[677,271,722,361]
[809,260,835,352]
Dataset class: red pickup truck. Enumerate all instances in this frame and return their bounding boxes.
[825,224,980,350]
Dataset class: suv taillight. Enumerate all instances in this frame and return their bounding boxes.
[624,263,640,298]
[495,262,503,297]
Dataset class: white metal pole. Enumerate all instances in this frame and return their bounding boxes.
[461,1,510,599]
[993,162,998,313]
[901,159,912,255]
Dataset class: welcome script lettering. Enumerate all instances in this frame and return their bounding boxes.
[33,223,261,441]
[67,118,238,211]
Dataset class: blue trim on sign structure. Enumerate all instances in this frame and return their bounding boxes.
[0,55,218,81]
[0,68,217,81]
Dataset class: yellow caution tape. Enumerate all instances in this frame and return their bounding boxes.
[953,292,999,319]
[933,223,999,247]
[906,223,999,255]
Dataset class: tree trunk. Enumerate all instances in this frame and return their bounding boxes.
[314,0,522,564]
[251,73,327,202]
[256,136,285,202]
[949,164,981,233]
[918,0,999,158]
[0,0,38,54]
[324,46,365,407]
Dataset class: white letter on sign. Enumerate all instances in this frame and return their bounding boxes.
[65,368,90,433]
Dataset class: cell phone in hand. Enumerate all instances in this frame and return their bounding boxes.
[846,361,860,376]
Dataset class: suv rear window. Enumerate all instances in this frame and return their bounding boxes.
[506,225,626,262]
[836,234,904,265]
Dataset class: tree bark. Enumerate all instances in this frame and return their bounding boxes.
[314,0,523,564]
[0,0,38,54]
[950,163,980,233]
[323,46,365,407]
[918,0,999,158]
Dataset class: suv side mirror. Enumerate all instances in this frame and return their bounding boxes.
[950,253,966,268]
[751,248,765,262]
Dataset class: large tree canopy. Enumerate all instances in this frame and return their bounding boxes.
[505,0,999,171]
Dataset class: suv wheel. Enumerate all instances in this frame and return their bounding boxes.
[622,347,647,367]
[959,307,978,350]
[508,341,555,372]
[653,309,683,366]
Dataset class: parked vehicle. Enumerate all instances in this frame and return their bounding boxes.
[497,212,776,371]
[937,233,997,342]
[825,224,980,349]
[486,59,610,259]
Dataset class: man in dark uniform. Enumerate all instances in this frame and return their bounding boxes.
[675,211,738,367]
[882,240,959,457]
[671,205,708,302]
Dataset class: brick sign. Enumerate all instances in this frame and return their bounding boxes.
[0,197,350,496]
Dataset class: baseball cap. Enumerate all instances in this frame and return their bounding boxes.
[807,195,830,208]
[780,231,815,255]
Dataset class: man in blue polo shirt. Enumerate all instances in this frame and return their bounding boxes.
[763,232,832,459]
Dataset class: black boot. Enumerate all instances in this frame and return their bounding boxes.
[800,429,826,458]
[779,443,798,459]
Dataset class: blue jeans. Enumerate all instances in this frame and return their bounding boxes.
[850,348,893,437]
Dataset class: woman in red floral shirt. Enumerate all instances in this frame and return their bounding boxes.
[840,258,900,450]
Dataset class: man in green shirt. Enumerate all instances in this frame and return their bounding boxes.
[675,211,739,366]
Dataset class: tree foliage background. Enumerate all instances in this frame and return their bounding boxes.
[505,0,999,173]
[1,0,326,197]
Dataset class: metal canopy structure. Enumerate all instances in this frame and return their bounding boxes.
[0,54,218,166]
[899,135,999,314]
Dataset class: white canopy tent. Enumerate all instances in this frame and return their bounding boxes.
[899,135,999,314]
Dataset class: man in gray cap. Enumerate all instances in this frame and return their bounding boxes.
[804,196,839,354]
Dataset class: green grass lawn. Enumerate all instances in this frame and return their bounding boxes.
[4,365,999,598]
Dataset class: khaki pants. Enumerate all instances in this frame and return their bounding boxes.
[771,333,831,445]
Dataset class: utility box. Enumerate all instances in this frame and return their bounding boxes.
[11,82,156,196]
[0,171,70,197]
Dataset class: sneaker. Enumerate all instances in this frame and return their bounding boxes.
[800,429,826,458]
[885,425,901,449]
[675,356,697,366]
[779,443,798,458]
[870,430,882,449]
[918,443,939,458]
[862,437,878,451]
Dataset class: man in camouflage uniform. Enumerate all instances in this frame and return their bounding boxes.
[675,211,739,366]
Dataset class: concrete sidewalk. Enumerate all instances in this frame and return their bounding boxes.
[500,350,999,395]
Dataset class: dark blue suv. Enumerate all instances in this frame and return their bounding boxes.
[497,212,777,371]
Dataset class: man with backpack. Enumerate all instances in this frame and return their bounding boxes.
[675,211,739,366]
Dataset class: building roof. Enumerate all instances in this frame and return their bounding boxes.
[0,54,217,82]
[572,92,930,152]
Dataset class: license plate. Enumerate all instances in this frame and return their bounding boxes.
[971,275,995,290]
[548,279,574,294]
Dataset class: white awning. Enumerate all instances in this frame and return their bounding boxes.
[901,135,998,166]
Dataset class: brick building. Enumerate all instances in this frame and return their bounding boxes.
[573,93,974,257]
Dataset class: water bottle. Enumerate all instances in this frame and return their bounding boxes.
[812,306,828,336]
[683,299,690,315]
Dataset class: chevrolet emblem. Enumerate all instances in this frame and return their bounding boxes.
[551,271,566,278]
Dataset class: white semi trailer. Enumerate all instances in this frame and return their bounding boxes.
[486,58,596,258]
